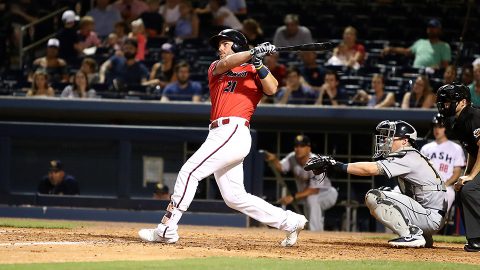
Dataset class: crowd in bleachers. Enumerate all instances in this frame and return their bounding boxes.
[1,0,479,106]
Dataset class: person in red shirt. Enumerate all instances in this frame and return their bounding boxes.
[139,29,308,247]
[327,26,365,69]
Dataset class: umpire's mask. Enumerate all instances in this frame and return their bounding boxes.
[373,120,396,160]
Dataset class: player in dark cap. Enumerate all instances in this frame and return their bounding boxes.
[37,160,79,195]
[264,134,338,231]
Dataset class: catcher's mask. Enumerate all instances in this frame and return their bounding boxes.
[373,120,417,159]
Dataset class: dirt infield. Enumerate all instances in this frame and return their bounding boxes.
[0,221,477,265]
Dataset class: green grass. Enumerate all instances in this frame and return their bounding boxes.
[0,258,478,270]
[0,219,78,229]
[367,234,466,244]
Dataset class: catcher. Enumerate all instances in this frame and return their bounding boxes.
[305,120,447,248]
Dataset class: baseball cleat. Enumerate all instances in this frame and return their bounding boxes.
[138,225,179,244]
[388,234,426,248]
[281,215,308,247]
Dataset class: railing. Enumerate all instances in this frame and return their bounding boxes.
[18,7,68,69]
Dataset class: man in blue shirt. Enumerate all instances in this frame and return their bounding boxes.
[161,61,202,102]
[99,39,149,90]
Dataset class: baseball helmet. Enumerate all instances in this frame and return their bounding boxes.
[209,29,249,52]
[432,113,445,127]
[436,83,471,117]
[373,120,417,159]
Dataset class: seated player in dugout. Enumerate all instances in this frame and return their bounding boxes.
[37,160,80,195]
[304,120,447,248]
[264,135,338,231]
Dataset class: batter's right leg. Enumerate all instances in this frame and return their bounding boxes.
[214,161,308,247]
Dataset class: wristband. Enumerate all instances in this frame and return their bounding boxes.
[333,162,348,173]
[292,194,297,202]
[257,65,269,79]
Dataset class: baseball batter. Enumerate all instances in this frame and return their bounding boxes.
[139,29,307,247]
[265,135,338,231]
[420,113,465,214]
[305,120,447,248]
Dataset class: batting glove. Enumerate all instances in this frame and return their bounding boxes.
[250,42,276,58]
[251,54,263,69]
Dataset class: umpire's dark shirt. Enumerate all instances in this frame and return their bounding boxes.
[37,175,80,195]
[452,106,480,157]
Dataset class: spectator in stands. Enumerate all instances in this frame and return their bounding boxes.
[102,33,122,57]
[77,16,102,55]
[327,26,365,70]
[161,61,202,102]
[206,0,243,30]
[401,75,435,109]
[61,70,97,98]
[351,74,395,108]
[461,65,474,86]
[99,39,150,90]
[299,51,325,87]
[86,0,122,39]
[275,66,316,105]
[315,70,349,106]
[114,0,149,23]
[26,70,55,97]
[382,18,451,69]
[80,58,100,85]
[129,18,147,61]
[226,0,247,16]
[443,65,457,85]
[31,38,68,84]
[273,14,313,47]
[140,0,164,37]
[468,63,480,107]
[147,43,176,88]
[114,21,130,47]
[153,183,170,200]
[241,18,263,47]
[37,160,79,195]
[173,1,199,41]
[159,0,181,35]
[57,10,80,67]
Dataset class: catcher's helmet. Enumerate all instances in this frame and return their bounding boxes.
[209,29,249,52]
[373,120,417,159]
[436,83,471,117]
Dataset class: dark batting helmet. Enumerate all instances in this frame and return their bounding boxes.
[431,113,445,127]
[436,83,471,117]
[374,120,417,159]
[209,29,249,52]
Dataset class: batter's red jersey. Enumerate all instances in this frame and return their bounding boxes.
[208,60,264,122]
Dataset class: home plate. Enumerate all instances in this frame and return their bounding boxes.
[0,241,94,247]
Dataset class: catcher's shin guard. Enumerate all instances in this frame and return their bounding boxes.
[365,190,410,237]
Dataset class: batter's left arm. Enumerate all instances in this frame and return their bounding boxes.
[259,71,278,95]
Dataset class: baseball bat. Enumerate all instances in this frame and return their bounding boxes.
[276,42,336,52]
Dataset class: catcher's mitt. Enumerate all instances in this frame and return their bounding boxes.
[304,155,337,175]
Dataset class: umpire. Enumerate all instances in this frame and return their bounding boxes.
[437,83,480,252]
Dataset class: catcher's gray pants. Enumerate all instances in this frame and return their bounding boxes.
[306,187,338,231]
[366,189,445,236]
